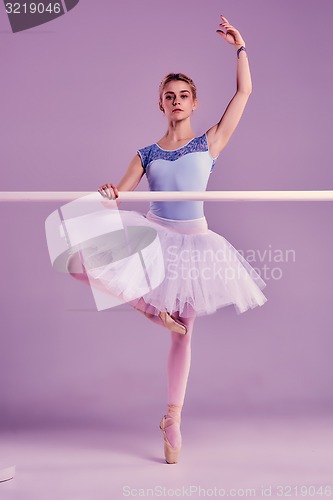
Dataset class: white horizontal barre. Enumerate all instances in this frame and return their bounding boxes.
[0,190,333,202]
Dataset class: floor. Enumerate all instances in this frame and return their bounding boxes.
[1,414,332,500]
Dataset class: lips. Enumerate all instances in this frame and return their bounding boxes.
[173,109,183,112]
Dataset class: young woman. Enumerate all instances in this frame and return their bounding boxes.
[69,15,268,464]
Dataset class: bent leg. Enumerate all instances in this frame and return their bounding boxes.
[66,252,90,284]
[130,298,188,333]
[66,251,121,296]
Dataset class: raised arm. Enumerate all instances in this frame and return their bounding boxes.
[206,15,252,158]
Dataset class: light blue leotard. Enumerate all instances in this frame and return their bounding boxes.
[137,132,219,220]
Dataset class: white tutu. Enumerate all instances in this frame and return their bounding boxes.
[72,206,268,318]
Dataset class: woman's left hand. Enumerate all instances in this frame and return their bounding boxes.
[216,15,245,47]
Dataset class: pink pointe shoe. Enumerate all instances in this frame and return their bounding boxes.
[158,311,187,335]
[159,404,183,464]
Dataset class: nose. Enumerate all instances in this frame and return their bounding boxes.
[173,96,181,105]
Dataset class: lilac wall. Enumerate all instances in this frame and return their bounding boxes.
[1,0,332,428]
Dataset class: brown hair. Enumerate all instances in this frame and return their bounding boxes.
[159,73,197,112]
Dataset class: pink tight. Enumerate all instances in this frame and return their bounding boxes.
[166,312,195,406]
[165,313,196,448]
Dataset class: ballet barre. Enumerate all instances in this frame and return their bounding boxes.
[0,190,333,202]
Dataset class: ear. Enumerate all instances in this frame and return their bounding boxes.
[192,98,198,111]
[159,102,165,113]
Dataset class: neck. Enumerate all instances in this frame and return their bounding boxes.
[163,119,196,142]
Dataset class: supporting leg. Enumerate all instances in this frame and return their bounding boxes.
[164,313,196,449]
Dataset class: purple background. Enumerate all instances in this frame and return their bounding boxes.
[1,0,333,432]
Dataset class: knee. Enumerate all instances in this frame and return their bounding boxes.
[171,330,192,347]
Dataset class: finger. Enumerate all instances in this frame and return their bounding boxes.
[110,186,119,200]
[224,26,238,34]
[220,15,230,23]
[106,187,115,200]
[216,30,227,39]
[109,185,119,198]
[98,184,118,199]
[98,186,111,199]
[220,23,234,30]
[220,24,234,32]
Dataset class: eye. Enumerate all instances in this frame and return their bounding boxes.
[166,96,172,99]
[181,95,188,98]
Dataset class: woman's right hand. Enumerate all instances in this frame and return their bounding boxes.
[97,183,119,200]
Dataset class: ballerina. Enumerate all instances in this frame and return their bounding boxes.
[66,14,268,464]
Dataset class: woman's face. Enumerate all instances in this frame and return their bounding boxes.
[160,80,197,120]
